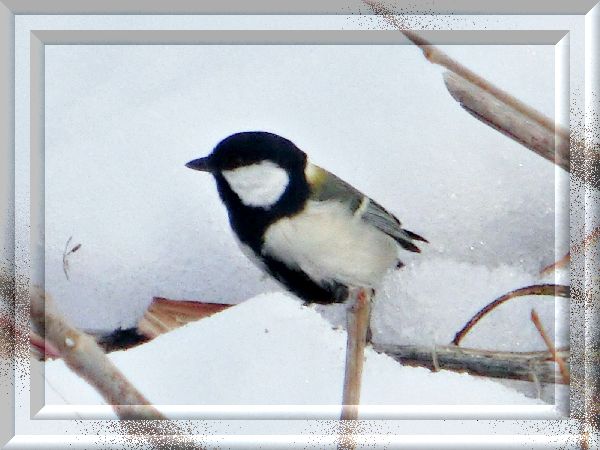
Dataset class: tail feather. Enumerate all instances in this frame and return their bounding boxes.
[393,236,422,253]
[392,228,428,253]
[403,229,429,243]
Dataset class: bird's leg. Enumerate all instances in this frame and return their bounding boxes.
[365,289,375,344]
[340,287,372,421]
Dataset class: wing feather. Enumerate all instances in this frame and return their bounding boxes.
[305,163,427,253]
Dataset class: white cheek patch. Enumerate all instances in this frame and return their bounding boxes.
[222,160,290,208]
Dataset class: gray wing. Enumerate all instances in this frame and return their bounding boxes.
[307,164,427,253]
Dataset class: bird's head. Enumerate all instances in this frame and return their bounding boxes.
[186,131,308,209]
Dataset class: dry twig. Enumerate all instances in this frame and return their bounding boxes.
[452,284,570,346]
[48,296,569,385]
[364,2,566,135]
[138,297,230,339]
[443,71,568,170]
[530,309,570,384]
[375,343,569,385]
[337,288,372,450]
[581,430,590,450]
[30,288,206,447]
[340,288,372,421]
[540,225,600,275]
[364,0,600,190]
[62,236,81,281]
[30,287,165,420]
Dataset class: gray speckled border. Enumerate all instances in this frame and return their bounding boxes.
[30,29,568,45]
[0,0,597,15]
[1,1,599,449]
[0,2,15,448]
[26,28,572,423]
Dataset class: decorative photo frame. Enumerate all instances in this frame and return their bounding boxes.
[1,1,598,448]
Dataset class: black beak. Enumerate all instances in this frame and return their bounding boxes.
[185,156,212,172]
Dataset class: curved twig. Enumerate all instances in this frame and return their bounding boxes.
[62,236,81,281]
[451,284,570,346]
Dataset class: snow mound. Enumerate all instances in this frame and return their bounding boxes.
[372,256,569,351]
[43,292,542,420]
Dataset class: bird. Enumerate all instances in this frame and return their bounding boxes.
[186,131,427,305]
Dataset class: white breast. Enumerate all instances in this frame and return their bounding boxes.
[222,161,289,208]
[262,200,398,288]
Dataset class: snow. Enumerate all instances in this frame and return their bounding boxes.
[24,41,581,411]
[372,257,569,351]
[42,292,546,421]
[6,27,589,419]
[38,43,568,339]
[2,11,594,449]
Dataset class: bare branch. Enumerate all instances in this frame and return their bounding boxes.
[539,252,571,276]
[336,421,360,450]
[337,289,372,450]
[581,431,590,450]
[43,296,569,385]
[341,288,372,421]
[540,225,600,275]
[363,2,565,134]
[452,284,570,346]
[30,287,165,420]
[443,72,569,171]
[30,289,207,447]
[374,343,569,385]
[364,0,600,190]
[62,236,81,281]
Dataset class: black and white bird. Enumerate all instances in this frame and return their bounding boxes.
[186,131,427,304]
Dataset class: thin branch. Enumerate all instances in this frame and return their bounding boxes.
[364,0,600,190]
[34,296,569,385]
[531,309,570,384]
[363,2,565,134]
[540,225,600,275]
[443,71,569,171]
[337,289,372,450]
[30,287,165,420]
[374,343,569,385]
[581,431,590,450]
[30,288,205,448]
[529,368,542,399]
[539,252,571,276]
[452,284,570,346]
[25,300,570,387]
[431,345,440,372]
[62,236,72,280]
[62,236,81,281]
[340,288,372,421]
[336,421,359,450]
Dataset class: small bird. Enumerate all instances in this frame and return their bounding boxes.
[186,131,427,304]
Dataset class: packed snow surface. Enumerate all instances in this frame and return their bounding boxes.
[43,292,544,417]
[28,44,577,364]
[16,43,584,414]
